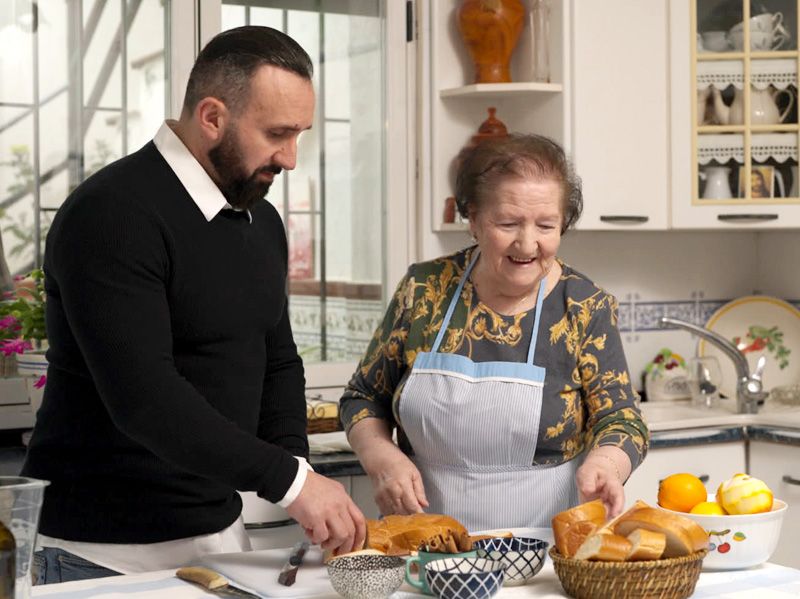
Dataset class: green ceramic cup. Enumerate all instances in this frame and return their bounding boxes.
[405,550,478,595]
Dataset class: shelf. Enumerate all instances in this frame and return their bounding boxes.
[439,82,563,98]
[697,59,797,90]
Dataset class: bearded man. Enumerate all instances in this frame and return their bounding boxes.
[22,26,365,584]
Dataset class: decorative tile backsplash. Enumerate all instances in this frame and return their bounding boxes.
[290,295,383,363]
[618,298,800,332]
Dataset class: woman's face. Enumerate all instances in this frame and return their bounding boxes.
[469,175,563,297]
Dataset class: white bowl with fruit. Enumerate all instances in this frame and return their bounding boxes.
[658,472,787,570]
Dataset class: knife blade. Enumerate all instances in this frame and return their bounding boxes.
[176,566,261,598]
[277,540,310,586]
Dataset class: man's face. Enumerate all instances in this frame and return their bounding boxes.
[209,65,315,210]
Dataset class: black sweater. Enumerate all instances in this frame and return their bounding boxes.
[21,142,307,543]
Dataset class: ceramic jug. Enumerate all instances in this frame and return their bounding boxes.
[750,87,794,125]
[791,165,799,197]
[712,86,794,125]
[700,166,733,199]
[457,0,525,83]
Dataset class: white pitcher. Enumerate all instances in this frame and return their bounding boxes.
[711,86,794,125]
[700,166,733,199]
[791,165,799,197]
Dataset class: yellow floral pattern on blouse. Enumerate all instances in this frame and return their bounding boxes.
[340,247,649,468]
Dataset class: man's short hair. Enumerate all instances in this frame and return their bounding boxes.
[183,26,313,115]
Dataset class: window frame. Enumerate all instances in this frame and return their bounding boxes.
[168,0,416,388]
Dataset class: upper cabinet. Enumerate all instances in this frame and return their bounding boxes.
[671,0,800,228]
[570,0,671,230]
[420,0,570,232]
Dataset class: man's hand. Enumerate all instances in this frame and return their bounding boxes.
[286,471,366,554]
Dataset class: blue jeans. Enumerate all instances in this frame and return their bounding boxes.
[33,547,121,585]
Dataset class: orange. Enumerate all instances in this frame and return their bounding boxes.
[657,473,708,513]
[690,501,726,515]
[717,473,773,515]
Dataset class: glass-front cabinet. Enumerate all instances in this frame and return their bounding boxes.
[673,0,800,227]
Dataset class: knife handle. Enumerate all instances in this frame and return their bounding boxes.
[176,566,229,590]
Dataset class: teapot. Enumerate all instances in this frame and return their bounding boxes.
[711,86,795,125]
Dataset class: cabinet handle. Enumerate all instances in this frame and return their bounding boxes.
[783,475,800,486]
[698,474,710,484]
[244,518,297,530]
[599,215,649,224]
[717,214,778,223]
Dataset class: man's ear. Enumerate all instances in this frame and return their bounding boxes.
[195,97,229,142]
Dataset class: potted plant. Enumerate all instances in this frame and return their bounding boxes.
[0,268,47,387]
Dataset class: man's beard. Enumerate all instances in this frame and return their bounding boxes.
[208,126,282,210]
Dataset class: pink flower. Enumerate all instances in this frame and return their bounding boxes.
[33,375,46,389]
[0,315,20,332]
[0,338,33,356]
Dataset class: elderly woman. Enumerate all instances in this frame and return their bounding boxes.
[340,134,648,530]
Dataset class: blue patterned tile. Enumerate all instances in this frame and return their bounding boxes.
[617,302,632,332]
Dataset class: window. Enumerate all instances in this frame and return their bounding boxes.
[1,0,413,386]
[216,0,413,380]
[0,0,169,275]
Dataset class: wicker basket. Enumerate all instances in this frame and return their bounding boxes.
[549,547,707,599]
[306,397,343,434]
[306,416,343,434]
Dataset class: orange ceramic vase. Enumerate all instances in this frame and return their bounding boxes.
[457,0,525,84]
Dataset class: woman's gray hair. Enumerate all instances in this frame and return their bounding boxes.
[183,26,313,115]
[454,134,583,234]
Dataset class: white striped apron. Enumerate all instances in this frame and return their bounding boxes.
[398,250,579,530]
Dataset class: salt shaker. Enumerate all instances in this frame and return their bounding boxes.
[531,0,550,82]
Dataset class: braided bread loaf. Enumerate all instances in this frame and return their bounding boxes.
[366,513,473,555]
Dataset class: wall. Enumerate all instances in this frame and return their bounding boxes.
[421,229,799,391]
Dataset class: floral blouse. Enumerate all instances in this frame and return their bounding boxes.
[340,247,649,470]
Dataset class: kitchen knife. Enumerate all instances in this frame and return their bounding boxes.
[277,540,310,586]
[176,566,261,598]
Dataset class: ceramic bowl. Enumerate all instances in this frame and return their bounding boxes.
[425,557,505,599]
[473,537,548,586]
[665,496,788,570]
[326,554,406,599]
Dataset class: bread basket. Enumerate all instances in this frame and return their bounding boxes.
[306,396,342,434]
[549,547,707,599]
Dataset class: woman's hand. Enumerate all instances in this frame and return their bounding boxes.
[346,418,429,516]
[576,447,631,517]
[367,448,429,516]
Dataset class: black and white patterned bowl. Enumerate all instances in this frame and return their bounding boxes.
[326,554,406,599]
[425,557,505,599]
[473,536,548,586]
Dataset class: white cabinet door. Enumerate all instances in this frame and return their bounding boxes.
[748,441,800,569]
[623,442,745,508]
[668,1,800,229]
[571,0,669,230]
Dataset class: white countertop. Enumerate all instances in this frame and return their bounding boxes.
[640,399,800,433]
[306,401,800,457]
[30,553,800,598]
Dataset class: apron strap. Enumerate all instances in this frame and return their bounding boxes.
[526,278,548,364]
[431,248,481,352]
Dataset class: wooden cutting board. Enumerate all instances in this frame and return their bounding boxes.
[198,546,338,598]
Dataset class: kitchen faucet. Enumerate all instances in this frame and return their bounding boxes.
[659,317,767,414]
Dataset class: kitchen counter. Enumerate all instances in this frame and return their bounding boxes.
[309,401,800,476]
[30,551,800,598]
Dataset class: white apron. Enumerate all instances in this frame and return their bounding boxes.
[398,250,579,530]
